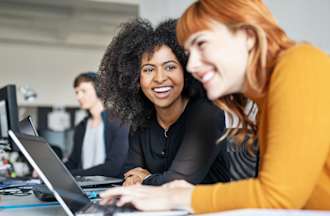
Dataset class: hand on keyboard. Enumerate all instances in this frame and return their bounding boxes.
[78,198,138,215]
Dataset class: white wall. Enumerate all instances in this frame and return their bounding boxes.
[0,0,137,106]
[1,0,329,107]
[140,0,330,53]
[0,43,104,106]
[139,0,195,26]
[264,0,330,53]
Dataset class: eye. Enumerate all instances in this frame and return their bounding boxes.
[142,67,154,73]
[164,64,177,71]
[196,40,206,50]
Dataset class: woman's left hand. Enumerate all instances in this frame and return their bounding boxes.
[99,184,194,212]
[123,167,151,186]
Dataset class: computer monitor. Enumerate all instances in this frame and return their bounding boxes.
[0,84,19,150]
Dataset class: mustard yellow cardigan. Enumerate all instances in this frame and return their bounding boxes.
[192,44,330,212]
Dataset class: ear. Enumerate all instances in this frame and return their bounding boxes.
[245,28,256,51]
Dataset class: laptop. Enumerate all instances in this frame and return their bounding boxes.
[18,116,123,187]
[18,115,39,136]
[8,130,188,216]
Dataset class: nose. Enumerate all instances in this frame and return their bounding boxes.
[186,49,203,75]
[153,69,167,83]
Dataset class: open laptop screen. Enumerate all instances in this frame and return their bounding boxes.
[18,116,39,136]
[9,131,89,214]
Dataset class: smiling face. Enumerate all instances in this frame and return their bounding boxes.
[139,45,185,110]
[184,21,254,100]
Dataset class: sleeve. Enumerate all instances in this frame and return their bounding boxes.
[120,128,146,176]
[191,45,330,213]
[143,99,226,186]
[64,124,83,170]
[71,119,129,178]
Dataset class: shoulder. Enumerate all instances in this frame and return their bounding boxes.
[188,97,224,116]
[102,110,127,128]
[275,44,330,75]
[186,97,225,125]
[75,116,89,129]
[270,44,330,91]
[282,43,328,59]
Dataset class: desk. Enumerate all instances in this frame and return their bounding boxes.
[1,194,330,216]
[0,187,108,215]
[0,194,65,215]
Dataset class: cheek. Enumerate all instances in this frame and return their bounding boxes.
[202,46,221,68]
[139,75,152,98]
[177,73,185,89]
[139,76,148,91]
[172,70,185,92]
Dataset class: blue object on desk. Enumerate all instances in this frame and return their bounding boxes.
[85,191,99,199]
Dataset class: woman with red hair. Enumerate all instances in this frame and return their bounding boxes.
[100,0,330,213]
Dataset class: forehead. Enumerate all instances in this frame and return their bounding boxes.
[141,45,178,64]
[183,21,228,48]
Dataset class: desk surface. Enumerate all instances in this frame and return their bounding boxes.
[0,194,65,215]
[1,194,330,216]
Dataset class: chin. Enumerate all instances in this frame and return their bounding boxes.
[154,101,173,109]
[81,105,90,110]
[207,94,218,101]
[206,90,223,101]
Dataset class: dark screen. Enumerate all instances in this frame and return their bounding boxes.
[0,85,19,151]
[13,133,90,213]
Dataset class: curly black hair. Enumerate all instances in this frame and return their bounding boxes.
[98,18,204,131]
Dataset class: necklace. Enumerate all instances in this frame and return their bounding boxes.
[164,128,169,138]
[157,99,189,139]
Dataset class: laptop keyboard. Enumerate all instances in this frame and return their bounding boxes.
[77,201,137,215]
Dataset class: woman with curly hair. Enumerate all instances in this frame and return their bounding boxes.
[99,19,255,186]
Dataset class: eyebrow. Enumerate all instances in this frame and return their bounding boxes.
[141,60,178,69]
[162,60,178,66]
[190,36,199,46]
[186,34,202,49]
[190,34,200,45]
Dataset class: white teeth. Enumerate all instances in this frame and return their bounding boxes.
[202,72,214,82]
[153,86,172,93]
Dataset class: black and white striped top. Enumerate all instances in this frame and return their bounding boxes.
[226,136,259,181]
[203,135,259,184]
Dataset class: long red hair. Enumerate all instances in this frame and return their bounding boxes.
[177,0,295,143]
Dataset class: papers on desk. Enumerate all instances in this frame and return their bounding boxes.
[199,209,330,216]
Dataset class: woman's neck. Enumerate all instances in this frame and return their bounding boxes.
[88,100,105,127]
[155,97,189,129]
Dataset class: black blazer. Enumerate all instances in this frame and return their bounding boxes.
[65,110,129,177]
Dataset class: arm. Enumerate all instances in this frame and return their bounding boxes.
[64,123,84,171]
[192,45,330,212]
[121,129,146,176]
[71,119,129,177]
[143,99,226,185]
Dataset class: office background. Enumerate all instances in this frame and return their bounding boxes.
[0,0,329,107]
[0,1,329,214]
